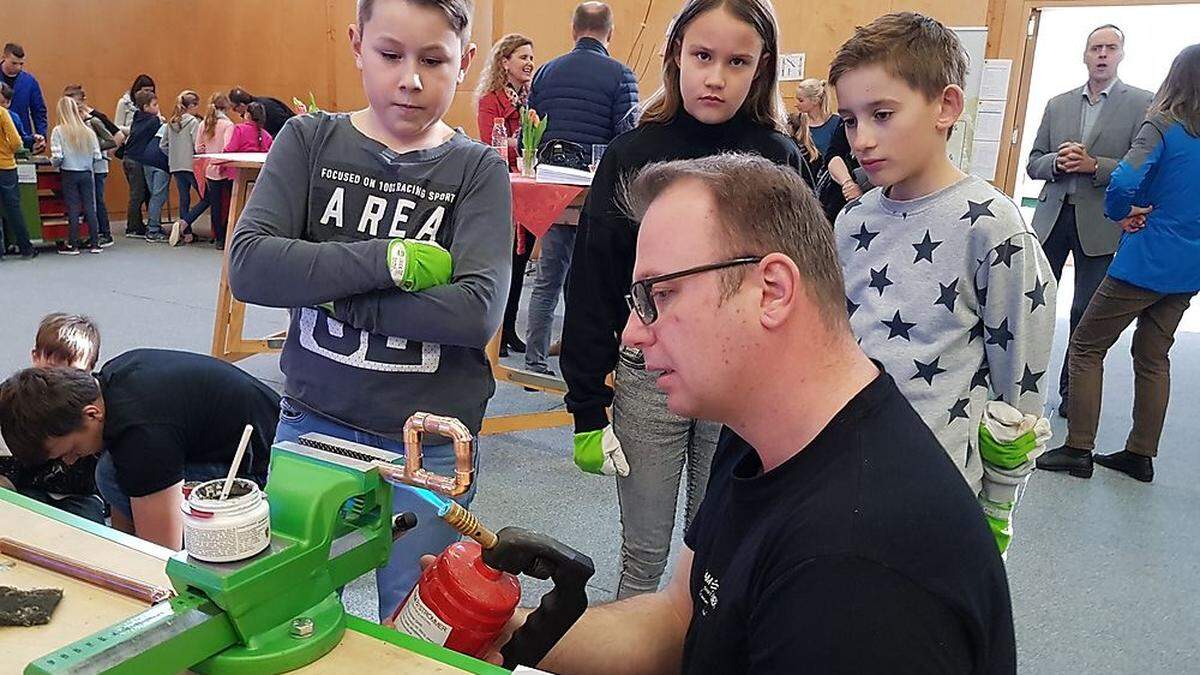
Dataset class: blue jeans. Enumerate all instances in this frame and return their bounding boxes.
[93,171,111,237]
[95,451,233,520]
[525,224,576,372]
[143,166,170,235]
[172,171,198,226]
[61,169,99,248]
[0,167,34,255]
[273,396,479,619]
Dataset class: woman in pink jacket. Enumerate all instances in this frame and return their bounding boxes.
[170,92,235,247]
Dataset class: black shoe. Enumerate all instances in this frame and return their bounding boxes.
[502,333,527,354]
[1036,445,1093,478]
[1094,450,1154,483]
[98,234,114,248]
[20,248,38,260]
[214,239,225,251]
[499,344,510,357]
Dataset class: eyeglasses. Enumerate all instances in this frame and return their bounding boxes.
[625,256,762,325]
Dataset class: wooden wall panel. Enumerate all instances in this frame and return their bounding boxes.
[500,0,989,109]
[7,0,492,219]
[8,0,985,219]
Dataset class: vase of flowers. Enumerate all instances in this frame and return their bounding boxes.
[520,107,547,178]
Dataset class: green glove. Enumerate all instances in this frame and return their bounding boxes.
[573,426,629,477]
[387,239,453,292]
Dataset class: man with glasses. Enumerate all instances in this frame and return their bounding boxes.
[492,153,1016,673]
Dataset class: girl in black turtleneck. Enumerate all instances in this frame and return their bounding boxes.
[562,0,804,599]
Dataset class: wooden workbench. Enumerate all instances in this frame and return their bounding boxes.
[0,490,501,674]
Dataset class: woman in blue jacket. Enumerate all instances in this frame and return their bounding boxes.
[1040,44,1200,483]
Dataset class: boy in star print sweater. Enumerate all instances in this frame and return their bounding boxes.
[829,13,1056,554]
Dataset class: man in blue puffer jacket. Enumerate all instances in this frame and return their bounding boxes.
[523,1,639,376]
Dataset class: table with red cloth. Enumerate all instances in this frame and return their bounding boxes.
[510,174,587,253]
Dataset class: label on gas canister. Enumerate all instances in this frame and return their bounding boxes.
[395,588,453,646]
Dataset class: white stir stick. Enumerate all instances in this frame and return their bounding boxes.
[220,424,254,500]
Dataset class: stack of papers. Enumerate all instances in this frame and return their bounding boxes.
[536,163,593,186]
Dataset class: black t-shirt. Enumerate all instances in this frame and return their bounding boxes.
[99,349,281,497]
[682,371,1015,674]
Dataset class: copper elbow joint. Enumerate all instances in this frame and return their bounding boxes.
[377,412,475,497]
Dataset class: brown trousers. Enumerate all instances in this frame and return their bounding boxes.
[1066,276,1195,457]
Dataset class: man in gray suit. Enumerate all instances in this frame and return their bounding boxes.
[1027,24,1153,416]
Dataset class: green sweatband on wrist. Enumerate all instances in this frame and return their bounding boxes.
[979,424,1037,470]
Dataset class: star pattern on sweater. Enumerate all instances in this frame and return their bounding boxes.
[851,223,879,251]
[881,311,916,340]
[1025,279,1048,312]
[971,363,990,389]
[992,239,1024,268]
[1018,365,1044,395]
[912,357,947,385]
[961,199,996,225]
[912,230,943,264]
[969,319,985,343]
[839,188,1053,462]
[947,398,970,424]
[986,318,1015,351]
[869,265,893,296]
[935,279,959,313]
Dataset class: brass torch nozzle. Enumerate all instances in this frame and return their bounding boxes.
[441,501,497,549]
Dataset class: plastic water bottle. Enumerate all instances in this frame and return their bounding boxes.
[491,117,509,166]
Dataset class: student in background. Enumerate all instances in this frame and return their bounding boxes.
[1,43,47,153]
[476,32,535,355]
[0,81,36,259]
[224,101,274,154]
[115,74,155,238]
[162,90,202,247]
[228,0,511,618]
[228,86,295,138]
[0,349,281,550]
[0,314,105,523]
[562,0,804,599]
[793,78,841,156]
[125,90,171,242]
[785,110,821,189]
[50,96,102,255]
[65,84,118,248]
[190,93,236,250]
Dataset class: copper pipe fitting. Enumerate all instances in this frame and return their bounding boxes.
[375,412,475,497]
[0,538,174,604]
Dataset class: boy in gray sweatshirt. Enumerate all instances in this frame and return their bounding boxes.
[227,0,511,618]
[830,13,1056,554]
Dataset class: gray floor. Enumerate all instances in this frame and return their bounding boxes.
[2,235,1198,673]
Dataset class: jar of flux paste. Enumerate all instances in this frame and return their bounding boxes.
[181,478,271,563]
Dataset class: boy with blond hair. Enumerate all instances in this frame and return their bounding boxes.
[831,12,1056,554]
[1,313,103,521]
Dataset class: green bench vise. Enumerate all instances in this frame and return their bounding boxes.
[25,434,419,674]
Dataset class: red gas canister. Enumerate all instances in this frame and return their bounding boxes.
[390,540,521,658]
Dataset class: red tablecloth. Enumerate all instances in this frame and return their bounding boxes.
[510,175,586,250]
